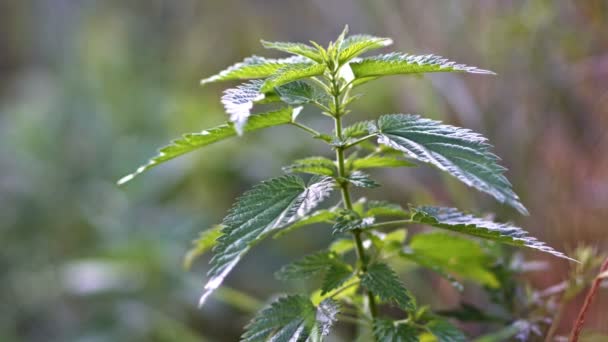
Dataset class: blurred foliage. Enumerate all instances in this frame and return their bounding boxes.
[0,0,606,341]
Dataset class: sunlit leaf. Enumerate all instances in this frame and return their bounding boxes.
[351,156,416,170]
[201,55,310,84]
[345,171,380,188]
[361,262,416,312]
[372,114,528,214]
[261,63,327,93]
[183,225,222,270]
[118,107,294,185]
[221,80,266,135]
[411,206,575,261]
[261,40,323,63]
[350,53,495,80]
[426,319,467,342]
[283,156,337,176]
[338,34,393,63]
[200,175,334,306]
[373,319,420,342]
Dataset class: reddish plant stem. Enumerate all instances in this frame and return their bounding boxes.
[569,257,608,342]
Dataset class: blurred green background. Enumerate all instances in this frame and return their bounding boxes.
[1,0,607,341]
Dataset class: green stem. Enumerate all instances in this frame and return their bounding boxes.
[290,121,321,137]
[329,70,378,321]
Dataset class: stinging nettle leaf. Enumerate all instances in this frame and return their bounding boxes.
[338,34,393,63]
[426,319,467,342]
[275,250,339,280]
[201,55,311,84]
[221,80,265,135]
[183,225,223,270]
[275,80,328,105]
[283,156,337,177]
[373,319,420,342]
[372,114,528,214]
[345,170,381,188]
[411,206,575,261]
[261,40,323,63]
[351,155,416,170]
[320,263,352,295]
[261,63,327,93]
[241,295,339,342]
[332,209,375,234]
[350,52,495,80]
[117,107,294,185]
[361,262,416,312]
[200,175,334,306]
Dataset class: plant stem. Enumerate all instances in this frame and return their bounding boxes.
[570,257,608,341]
[329,70,378,321]
[290,121,321,137]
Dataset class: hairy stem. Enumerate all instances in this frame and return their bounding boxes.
[570,257,608,341]
[329,70,378,321]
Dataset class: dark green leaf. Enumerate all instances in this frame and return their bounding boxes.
[261,63,326,93]
[200,175,334,306]
[345,171,380,188]
[411,206,575,261]
[350,53,495,80]
[426,319,466,342]
[338,35,393,63]
[273,209,339,239]
[372,114,528,214]
[351,156,416,170]
[373,319,420,342]
[361,262,416,312]
[320,263,352,295]
[183,225,222,270]
[405,232,499,287]
[118,107,294,185]
[332,210,375,234]
[201,55,310,84]
[283,157,337,176]
[241,295,338,342]
[261,40,323,62]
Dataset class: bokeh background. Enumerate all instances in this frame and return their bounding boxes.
[1,0,607,341]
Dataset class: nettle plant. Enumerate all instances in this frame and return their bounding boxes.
[120,27,575,341]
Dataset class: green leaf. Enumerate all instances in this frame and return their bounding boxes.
[200,175,334,306]
[372,114,528,214]
[361,262,416,312]
[117,107,294,185]
[221,80,266,135]
[405,232,499,287]
[350,53,495,80]
[261,40,323,63]
[275,251,338,280]
[351,155,416,170]
[332,210,375,234]
[373,319,420,342]
[342,120,374,139]
[201,55,310,84]
[426,319,466,342]
[338,35,393,63]
[345,170,380,188]
[241,295,338,342]
[274,80,328,105]
[365,201,409,218]
[183,225,223,270]
[283,157,337,176]
[272,209,339,239]
[261,63,326,93]
[411,206,575,261]
[320,263,353,295]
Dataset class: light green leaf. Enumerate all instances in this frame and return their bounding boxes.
[373,319,420,342]
[283,157,337,176]
[361,262,416,312]
[118,107,294,185]
[426,319,466,342]
[183,225,223,270]
[345,171,380,188]
[342,120,374,139]
[200,175,334,306]
[411,206,575,261]
[261,63,327,93]
[261,40,323,63]
[338,35,393,63]
[241,295,338,342]
[372,114,528,214]
[350,53,495,80]
[352,155,416,170]
[275,251,341,280]
[201,55,310,84]
[365,201,409,218]
[404,232,499,287]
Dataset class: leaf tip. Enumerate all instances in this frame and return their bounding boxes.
[117,173,135,186]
